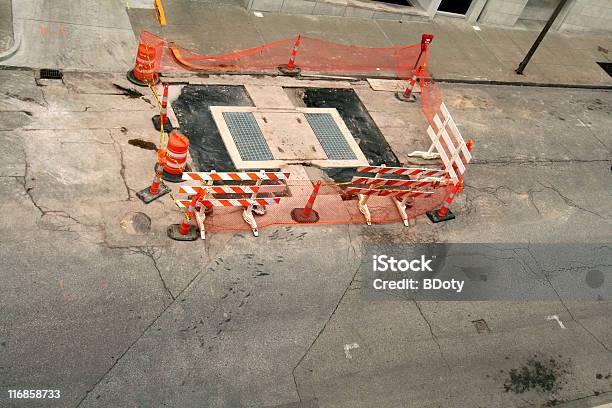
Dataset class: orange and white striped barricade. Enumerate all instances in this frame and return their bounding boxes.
[408,103,473,184]
[348,164,449,226]
[177,170,291,239]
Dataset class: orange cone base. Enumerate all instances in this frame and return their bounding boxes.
[126,69,159,87]
[161,163,191,183]
[152,115,174,133]
[136,183,170,204]
[278,65,301,76]
[395,91,417,102]
[167,224,199,241]
[291,208,320,223]
[426,209,455,223]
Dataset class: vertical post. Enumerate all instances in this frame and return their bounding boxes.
[516,0,570,75]
[426,179,464,223]
[279,34,302,75]
[414,33,434,69]
[291,180,321,223]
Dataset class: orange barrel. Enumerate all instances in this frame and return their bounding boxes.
[127,41,159,86]
[162,131,189,182]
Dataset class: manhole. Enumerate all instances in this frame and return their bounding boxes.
[120,212,151,235]
[596,62,612,78]
[305,113,357,160]
[472,319,491,334]
[39,68,63,80]
[222,111,274,161]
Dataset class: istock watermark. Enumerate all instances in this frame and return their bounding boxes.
[371,254,464,293]
[361,244,611,301]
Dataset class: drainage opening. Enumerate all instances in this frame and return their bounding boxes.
[597,62,612,78]
[39,69,63,80]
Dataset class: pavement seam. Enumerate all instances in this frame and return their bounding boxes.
[413,300,452,371]
[291,223,360,403]
[372,20,395,48]
[75,237,228,407]
[13,16,134,32]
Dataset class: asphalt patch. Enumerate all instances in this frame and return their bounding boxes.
[172,85,254,172]
[301,88,399,182]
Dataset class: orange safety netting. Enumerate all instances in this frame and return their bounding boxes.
[188,180,452,233]
[139,30,444,129]
[136,31,462,232]
[140,30,424,77]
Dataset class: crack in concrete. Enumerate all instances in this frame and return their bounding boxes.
[464,183,545,216]
[413,300,452,371]
[108,129,132,201]
[471,158,610,166]
[126,246,175,301]
[523,247,612,355]
[291,224,360,403]
[536,181,606,219]
[75,235,232,407]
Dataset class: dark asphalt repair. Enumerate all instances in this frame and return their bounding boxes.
[172,85,254,173]
[301,88,399,182]
[172,85,398,181]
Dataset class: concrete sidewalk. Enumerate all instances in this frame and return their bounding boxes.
[127,1,612,86]
[0,0,13,53]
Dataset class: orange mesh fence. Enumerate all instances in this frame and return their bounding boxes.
[140,31,423,78]
[189,180,452,232]
[418,67,443,128]
[138,31,443,129]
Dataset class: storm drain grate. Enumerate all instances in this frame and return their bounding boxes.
[39,68,63,80]
[597,62,612,78]
[222,112,273,161]
[305,113,357,160]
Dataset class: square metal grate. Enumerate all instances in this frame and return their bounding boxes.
[39,68,63,80]
[222,111,274,161]
[305,113,357,160]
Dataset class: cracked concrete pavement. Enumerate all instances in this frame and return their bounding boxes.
[0,65,611,408]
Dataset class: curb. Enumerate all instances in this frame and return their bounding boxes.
[0,4,21,63]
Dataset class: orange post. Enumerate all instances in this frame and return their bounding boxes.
[291,181,321,223]
[278,34,302,75]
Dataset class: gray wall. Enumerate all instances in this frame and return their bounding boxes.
[478,0,529,25]
[560,0,612,32]
[520,0,557,21]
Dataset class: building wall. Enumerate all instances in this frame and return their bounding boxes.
[247,0,429,20]
[520,0,558,21]
[478,0,529,26]
[559,0,612,32]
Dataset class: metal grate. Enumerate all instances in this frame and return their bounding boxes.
[305,113,357,160]
[222,112,274,161]
[39,68,63,80]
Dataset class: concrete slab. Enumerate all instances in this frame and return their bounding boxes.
[210,106,369,169]
[0,0,13,53]
[366,77,421,93]
[253,12,391,47]
[245,84,295,108]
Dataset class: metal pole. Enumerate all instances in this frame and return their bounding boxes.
[515,0,569,75]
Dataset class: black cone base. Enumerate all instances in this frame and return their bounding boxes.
[167,224,198,241]
[152,115,173,133]
[426,209,455,223]
[136,183,170,204]
[291,208,320,223]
